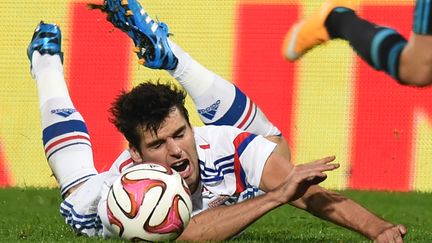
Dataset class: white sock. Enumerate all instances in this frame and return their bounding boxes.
[32,52,98,197]
[167,40,214,98]
[31,52,70,107]
[167,40,281,136]
[40,98,98,197]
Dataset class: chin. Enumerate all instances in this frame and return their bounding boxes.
[187,179,198,193]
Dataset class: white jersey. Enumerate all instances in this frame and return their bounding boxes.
[60,125,276,237]
[191,125,276,216]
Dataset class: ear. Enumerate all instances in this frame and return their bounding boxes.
[129,144,143,163]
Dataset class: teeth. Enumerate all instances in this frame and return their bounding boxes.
[125,10,133,16]
[138,58,145,65]
[172,161,184,167]
[171,160,189,173]
[121,0,128,6]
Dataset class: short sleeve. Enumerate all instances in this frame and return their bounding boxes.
[233,132,276,189]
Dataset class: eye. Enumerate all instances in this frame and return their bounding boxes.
[175,133,184,139]
[151,142,163,149]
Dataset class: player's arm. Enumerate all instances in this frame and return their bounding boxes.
[261,139,406,242]
[289,184,406,241]
[178,154,338,241]
[178,185,283,241]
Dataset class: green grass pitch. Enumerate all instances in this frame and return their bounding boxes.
[0,188,431,242]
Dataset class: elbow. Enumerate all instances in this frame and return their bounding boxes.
[290,185,324,211]
[296,185,346,216]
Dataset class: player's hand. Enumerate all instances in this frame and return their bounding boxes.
[273,155,339,203]
[373,224,407,243]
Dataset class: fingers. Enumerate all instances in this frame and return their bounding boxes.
[306,155,338,168]
[299,157,340,173]
[374,225,406,243]
[396,224,407,236]
[295,165,334,184]
[285,155,340,189]
[277,156,340,202]
[325,162,340,171]
[312,155,336,164]
[391,229,404,243]
[395,234,404,243]
[291,156,340,186]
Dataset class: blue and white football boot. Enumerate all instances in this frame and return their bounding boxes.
[96,0,178,70]
[27,21,63,64]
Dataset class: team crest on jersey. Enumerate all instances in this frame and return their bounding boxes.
[198,100,220,120]
[51,108,77,118]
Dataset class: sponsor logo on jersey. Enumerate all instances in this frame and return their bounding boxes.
[198,100,221,120]
[51,108,77,118]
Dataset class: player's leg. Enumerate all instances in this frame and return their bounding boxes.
[97,0,281,137]
[325,4,408,83]
[398,0,432,86]
[284,0,432,87]
[282,0,417,85]
[28,22,98,198]
[282,0,358,60]
[167,40,281,137]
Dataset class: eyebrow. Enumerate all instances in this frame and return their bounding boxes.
[146,125,187,148]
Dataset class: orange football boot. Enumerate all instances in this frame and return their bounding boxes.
[282,0,359,61]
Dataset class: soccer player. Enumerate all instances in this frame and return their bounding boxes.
[282,0,432,87]
[27,0,406,242]
[102,0,406,241]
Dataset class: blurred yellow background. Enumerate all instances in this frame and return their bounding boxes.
[1,0,430,192]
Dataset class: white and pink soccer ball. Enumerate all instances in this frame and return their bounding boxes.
[106,162,192,241]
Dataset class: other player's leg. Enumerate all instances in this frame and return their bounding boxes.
[28,22,98,198]
[281,0,358,60]
[324,2,408,83]
[398,0,432,86]
[282,0,432,86]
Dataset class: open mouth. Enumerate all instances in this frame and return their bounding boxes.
[171,159,189,173]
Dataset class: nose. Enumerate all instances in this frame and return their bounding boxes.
[166,137,182,157]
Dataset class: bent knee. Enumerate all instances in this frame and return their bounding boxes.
[63,181,85,198]
[400,64,432,87]
[399,35,432,86]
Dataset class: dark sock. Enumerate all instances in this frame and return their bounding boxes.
[324,7,407,81]
[413,0,432,34]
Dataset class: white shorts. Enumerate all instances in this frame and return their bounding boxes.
[59,171,115,237]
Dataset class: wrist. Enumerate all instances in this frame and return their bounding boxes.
[369,222,395,240]
[265,188,287,208]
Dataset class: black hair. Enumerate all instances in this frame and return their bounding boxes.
[109,81,190,150]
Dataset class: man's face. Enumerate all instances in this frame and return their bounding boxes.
[130,107,200,193]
